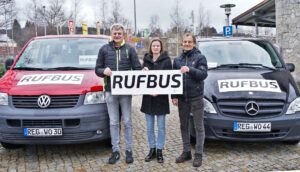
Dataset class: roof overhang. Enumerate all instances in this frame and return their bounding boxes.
[232,0,275,28]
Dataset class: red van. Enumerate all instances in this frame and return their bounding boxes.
[0,35,110,149]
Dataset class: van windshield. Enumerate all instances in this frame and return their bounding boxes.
[14,38,107,70]
[198,40,283,69]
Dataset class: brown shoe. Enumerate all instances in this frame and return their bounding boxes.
[175,151,192,163]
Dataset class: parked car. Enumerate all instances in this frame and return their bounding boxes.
[0,35,110,149]
[191,37,300,144]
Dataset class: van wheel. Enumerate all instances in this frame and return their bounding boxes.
[283,140,299,145]
[1,142,22,149]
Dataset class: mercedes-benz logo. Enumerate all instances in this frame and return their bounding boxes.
[245,101,259,116]
[37,95,51,108]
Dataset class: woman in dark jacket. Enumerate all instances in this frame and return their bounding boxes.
[141,38,172,163]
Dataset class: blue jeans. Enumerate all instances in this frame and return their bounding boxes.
[145,114,166,150]
[105,92,133,152]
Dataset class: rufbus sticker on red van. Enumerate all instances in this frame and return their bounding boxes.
[17,74,84,85]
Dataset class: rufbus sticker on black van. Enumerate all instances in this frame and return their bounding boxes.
[17,74,84,85]
[218,79,281,93]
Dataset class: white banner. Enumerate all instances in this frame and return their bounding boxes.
[218,79,281,93]
[111,70,182,95]
[18,74,84,85]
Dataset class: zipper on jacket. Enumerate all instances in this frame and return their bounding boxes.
[185,56,188,102]
[116,49,120,71]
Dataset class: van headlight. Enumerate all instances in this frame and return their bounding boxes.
[84,91,105,105]
[286,97,300,114]
[0,92,8,106]
[204,98,217,114]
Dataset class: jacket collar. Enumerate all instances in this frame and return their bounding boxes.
[109,39,126,49]
[144,51,169,64]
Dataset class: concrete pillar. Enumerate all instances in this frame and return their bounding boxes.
[276,0,300,81]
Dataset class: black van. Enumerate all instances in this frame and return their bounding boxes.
[192,37,300,144]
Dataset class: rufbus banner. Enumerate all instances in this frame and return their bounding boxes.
[111,70,183,95]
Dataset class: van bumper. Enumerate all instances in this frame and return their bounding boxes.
[0,104,110,144]
[200,113,300,142]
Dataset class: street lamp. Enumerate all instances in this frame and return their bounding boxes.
[220,4,236,26]
[43,5,46,36]
[133,0,137,36]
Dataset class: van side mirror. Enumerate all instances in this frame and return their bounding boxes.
[286,63,295,72]
[5,58,14,70]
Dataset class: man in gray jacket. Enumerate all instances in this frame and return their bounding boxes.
[95,23,142,164]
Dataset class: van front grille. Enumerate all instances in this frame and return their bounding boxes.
[12,95,80,109]
[217,98,285,118]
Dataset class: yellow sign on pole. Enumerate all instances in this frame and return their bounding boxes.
[82,22,88,35]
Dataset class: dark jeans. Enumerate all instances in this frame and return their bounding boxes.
[178,96,205,154]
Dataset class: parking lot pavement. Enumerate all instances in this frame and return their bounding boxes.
[0,96,299,172]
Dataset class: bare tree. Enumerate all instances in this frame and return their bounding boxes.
[33,0,68,34]
[169,0,188,55]
[0,0,16,31]
[149,15,162,37]
[72,0,81,26]
[107,0,130,29]
[169,0,186,34]
[197,2,211,37]
[25,0,42,36]
[100,0,109,34]
[46,0,66,27]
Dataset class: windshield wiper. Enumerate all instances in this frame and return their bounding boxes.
[13,67,45,70]
[47,66,91,70]
[238,63,277,70]
[209,63,276,70]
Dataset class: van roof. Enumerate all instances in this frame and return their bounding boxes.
[33,34,110,40]
[198,37,268,42]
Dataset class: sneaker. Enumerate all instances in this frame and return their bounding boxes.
[108,151,120,164]
[193,153,202,167]
[175,151,192,163]
[125,150,134,164]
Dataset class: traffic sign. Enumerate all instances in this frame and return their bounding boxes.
[136,41,143,48]
[223,26,233,37]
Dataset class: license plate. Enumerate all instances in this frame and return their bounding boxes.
[24,128,63,137]
[233,122,271,132]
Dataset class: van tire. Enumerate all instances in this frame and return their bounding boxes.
[283,140,299,145]
[1,142,23,149]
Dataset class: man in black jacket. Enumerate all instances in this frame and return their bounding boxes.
[172,33,208,167]
[95,23,142,164]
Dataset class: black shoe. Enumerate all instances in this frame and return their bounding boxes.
[193,153,202,167]
[108,151,120,164]
[145,148,156,162]
[157,149,164,163]
[175,151,192,163]
[125,150,134,164]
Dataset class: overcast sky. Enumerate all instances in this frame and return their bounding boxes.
[15,0,263,33]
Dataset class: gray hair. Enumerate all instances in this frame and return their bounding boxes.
[110,23,125,32]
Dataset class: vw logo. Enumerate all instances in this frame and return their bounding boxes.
[37,95,51,108]
[245,101,259,116]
